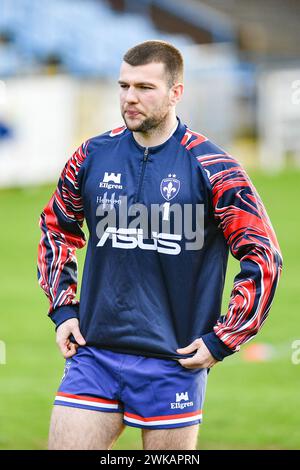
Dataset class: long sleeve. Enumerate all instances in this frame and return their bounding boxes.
[37,142,89,329]
[199,154,283,361]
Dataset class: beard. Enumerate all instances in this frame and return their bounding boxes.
[122,106,169,133]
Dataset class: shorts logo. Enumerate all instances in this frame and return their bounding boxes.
[61,360,72,383]
[160,174,180,201]
[176,391,189,402]
[170,391,194,410]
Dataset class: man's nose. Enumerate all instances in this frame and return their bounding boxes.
[125,86,138,103]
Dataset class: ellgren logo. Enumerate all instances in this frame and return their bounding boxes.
[176,392,189,402]
[103,172,121,184]
[170,391,194,410]
[160,174,180,201]
[100,172,123,189]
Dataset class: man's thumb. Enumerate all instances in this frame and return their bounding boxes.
[71,326,86,346]
[177,338,201,354]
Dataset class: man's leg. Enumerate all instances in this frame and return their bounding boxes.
[48,405,126,450]
[142,424,200,450]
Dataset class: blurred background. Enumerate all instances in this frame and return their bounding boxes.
[0,0,299,450]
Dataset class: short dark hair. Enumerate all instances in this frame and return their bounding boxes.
[123,40,184,87]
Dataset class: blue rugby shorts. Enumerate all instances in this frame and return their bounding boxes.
[53,346,208,429]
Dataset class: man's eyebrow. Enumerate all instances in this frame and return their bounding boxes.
[118,80,156,86]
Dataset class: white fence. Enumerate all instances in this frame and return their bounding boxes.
[258,68,300,171]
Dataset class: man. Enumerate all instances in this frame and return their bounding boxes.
[37,40,282,450]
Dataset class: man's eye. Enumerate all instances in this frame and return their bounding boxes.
[120,84,128,88]
[140,86,152,90]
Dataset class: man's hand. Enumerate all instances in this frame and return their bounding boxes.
[176,338,219,369]
[56,318,86,359]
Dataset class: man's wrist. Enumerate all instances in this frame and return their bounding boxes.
[201,331,235,361]
[49,304,79,331]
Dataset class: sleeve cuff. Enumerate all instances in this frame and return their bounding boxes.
[48,304,79,330]
[201,331,235,361]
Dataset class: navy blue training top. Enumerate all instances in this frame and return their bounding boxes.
[38,118,282,361]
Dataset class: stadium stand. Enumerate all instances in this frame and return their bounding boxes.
[0,0,194,77]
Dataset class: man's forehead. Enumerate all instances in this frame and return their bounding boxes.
[119,61,166,83]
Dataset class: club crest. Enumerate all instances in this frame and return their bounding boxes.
[160,174,180,201]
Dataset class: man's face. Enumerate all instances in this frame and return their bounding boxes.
[118,61,175,133]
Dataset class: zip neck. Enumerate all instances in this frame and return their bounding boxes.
[135,147,149,203]
[130,117,186,154]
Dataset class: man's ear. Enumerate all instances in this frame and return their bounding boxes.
[170,83,184,106]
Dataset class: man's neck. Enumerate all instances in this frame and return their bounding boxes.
[133,114,178,148]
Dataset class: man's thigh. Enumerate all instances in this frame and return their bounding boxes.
[142,424,200,450]
[48,405,126,450]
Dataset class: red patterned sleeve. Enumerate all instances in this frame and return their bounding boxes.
[199,154,283,359]
[37,142,89,328]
